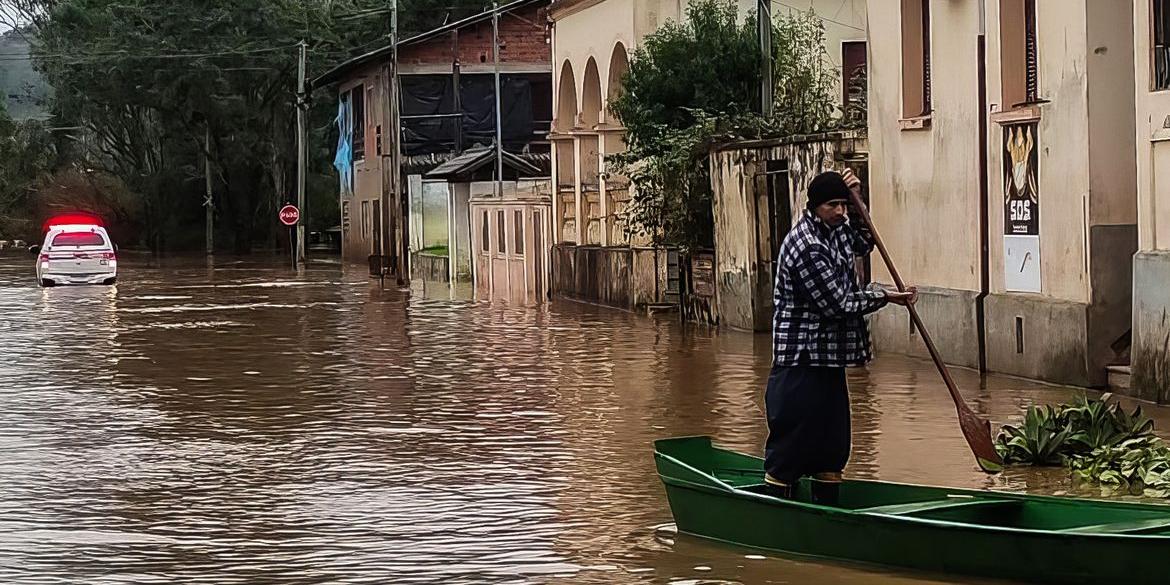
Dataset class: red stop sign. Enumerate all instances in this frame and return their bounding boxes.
[279,205,300,226]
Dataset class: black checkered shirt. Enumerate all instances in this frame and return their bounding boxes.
[773,210,887,367]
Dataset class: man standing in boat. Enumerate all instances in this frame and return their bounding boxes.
[764,169,917,504]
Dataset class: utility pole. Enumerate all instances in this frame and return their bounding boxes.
[381,0,406,285]
[204,126,214,256]
[758,0,773,117]
[452,30,463,154]
[392,0,403,284]
[296,40,308,268]
[492,0,504,197]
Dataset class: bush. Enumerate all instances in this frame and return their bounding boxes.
[995,393,1170,498]
[996,393,1155,465]
[608,1,838,250]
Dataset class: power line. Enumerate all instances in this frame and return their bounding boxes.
[770,1,865,33]
[0,43,302,62]
[0,43,381,63]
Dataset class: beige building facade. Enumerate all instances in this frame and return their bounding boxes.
[1131,0,1170,401]
[549,0,866,247]
[867,0,1137,387]
[549,0,867,309]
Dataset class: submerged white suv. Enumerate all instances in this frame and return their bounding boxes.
[35,225,118,287]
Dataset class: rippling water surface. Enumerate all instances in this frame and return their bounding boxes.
[0,253,1164,584]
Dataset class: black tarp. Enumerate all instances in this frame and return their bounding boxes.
[399,73,549,156]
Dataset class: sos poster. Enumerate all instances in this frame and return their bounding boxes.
[1003,123,1039,236]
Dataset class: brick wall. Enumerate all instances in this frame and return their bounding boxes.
[399,5,550,68]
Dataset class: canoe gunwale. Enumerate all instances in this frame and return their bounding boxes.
[655,441,1170,541]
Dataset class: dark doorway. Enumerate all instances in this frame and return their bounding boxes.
[758,159,792,286]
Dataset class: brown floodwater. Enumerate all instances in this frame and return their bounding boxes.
[0,253,1166,584]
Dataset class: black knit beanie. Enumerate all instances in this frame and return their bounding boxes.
[806,171,850,209]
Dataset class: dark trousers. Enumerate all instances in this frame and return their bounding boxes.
[764,363,851,485]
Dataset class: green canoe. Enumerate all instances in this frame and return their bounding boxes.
[655,436,1170,585]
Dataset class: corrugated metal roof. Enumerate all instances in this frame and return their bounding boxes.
[424,146,542,179]
[402,149,550,178]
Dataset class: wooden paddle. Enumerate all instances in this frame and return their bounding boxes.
[844,176,1003,474]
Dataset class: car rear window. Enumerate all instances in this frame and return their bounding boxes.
[51,232,106,247]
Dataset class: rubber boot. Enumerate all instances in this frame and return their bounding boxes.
[762,473,794,500]
[811,472,842,507]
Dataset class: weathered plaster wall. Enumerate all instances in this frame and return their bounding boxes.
[709,134,865,331]
[867,1,1135,386]
[870,287,981,369]
[1132,0,1170,401]
[985,0,1091,303]
[867,1,982,294]
[1133,251,1170,402]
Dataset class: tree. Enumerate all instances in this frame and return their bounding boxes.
[11,0,483,253]
[609,1,839,251]
[0,97,55,239]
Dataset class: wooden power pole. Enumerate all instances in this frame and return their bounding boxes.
[296,40,308,268]
[204,126,214,256]
[492,0,504,196]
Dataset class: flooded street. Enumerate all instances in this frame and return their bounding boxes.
[0,253,1164,584]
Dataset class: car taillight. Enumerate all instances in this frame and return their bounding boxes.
[38,254,49,263]
[102,252,116,260]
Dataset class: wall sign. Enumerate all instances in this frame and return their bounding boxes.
[1003,122,1041,293]
[691,253,715,298]
[1003,123,1039,236]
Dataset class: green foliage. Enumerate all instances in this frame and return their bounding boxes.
[996,404,1072,466]
[614,110,766,250]
[1069,437,1170,498]
[608,1,839,250]
[1066,393,1156,453]
[995,393,1156,466]
[770,8,839,136]
[0,98,56,239]
[994,393,1170,498]
[4,0,480,252]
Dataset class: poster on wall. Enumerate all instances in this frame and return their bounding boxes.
[1004,235,1041,293]
[1003,122,1041,293]
[1003,123,1039,236]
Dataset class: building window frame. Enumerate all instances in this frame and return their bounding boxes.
[514,209,525,256]
[497,210,507,257]
[482,210,491,253]
[360,200,371,240]
[842,40,868,125]
[900,0,932,119]
[1154,0,1170,91]
[351,84,366,162]
[1001,0,1040,107]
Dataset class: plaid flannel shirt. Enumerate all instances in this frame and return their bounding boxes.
[772,210,887,367]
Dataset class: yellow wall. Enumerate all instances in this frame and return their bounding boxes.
[867,0,983,293]
[1134,0,1170,252]
[870,0,1135,305]
[985,0,1090,302]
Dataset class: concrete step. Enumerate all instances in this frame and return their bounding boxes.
[1107,365,1132,392]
